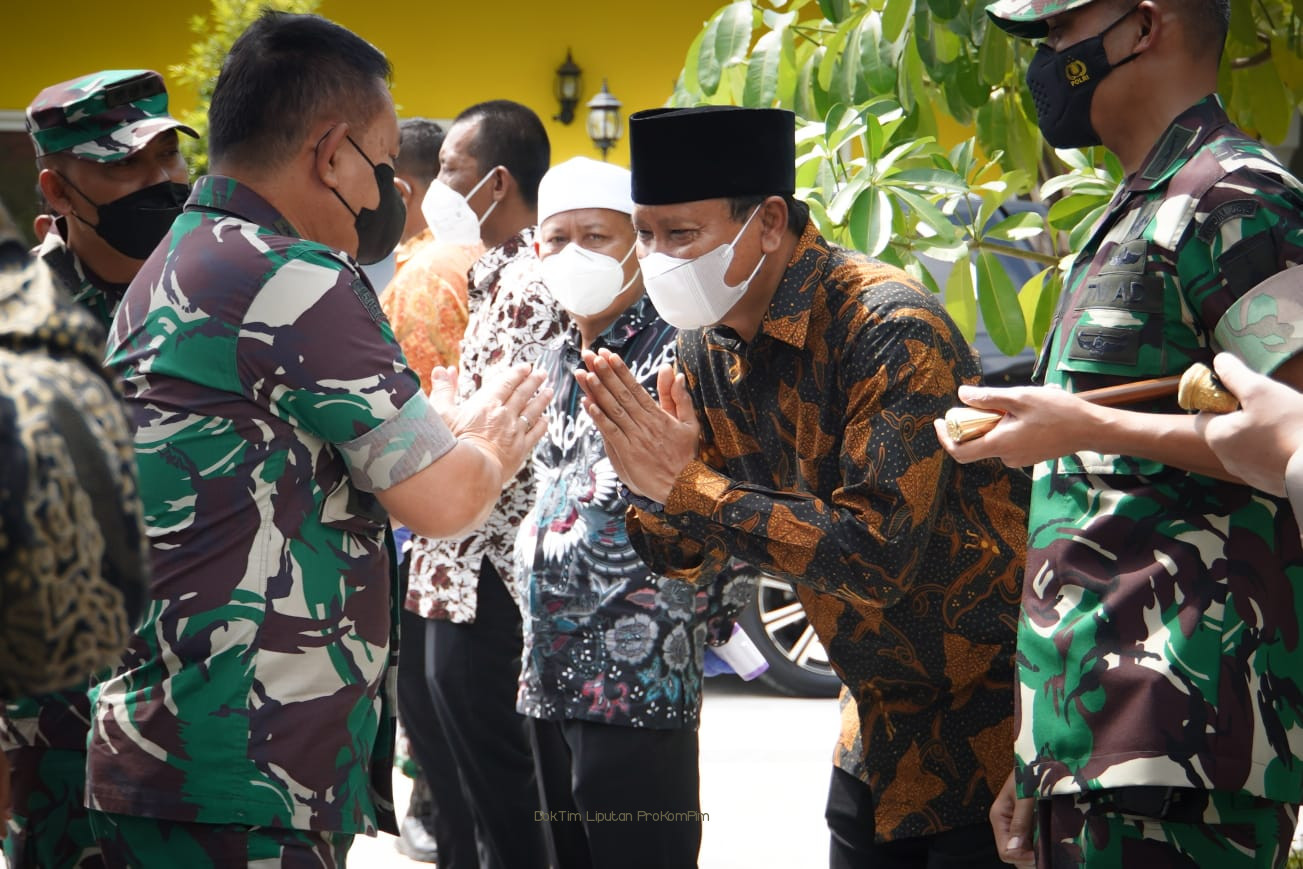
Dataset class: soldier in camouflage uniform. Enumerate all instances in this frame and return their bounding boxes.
[28,69,196,330]
[2,69,194,869]
[940,0,1303,866]
[80,12,549,867]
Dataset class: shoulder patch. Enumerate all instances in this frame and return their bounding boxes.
[1196,199,1259,244]
[351,275,385,325]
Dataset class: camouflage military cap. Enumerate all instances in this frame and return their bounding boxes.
[26,70,197,163]
[985,0,1098,38]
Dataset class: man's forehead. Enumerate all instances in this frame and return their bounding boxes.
[543,207,631,230]
[443,118,480,154]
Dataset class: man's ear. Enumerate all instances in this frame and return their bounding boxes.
[488,165,511,203]
[313,123,350,190]
[1133,0,1158,50]
[394,176,413,210]
[37,167,74,217]
[759,195,789,254]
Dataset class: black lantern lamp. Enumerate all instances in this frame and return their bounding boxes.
[553,51,583,125]
[586,80,623,161]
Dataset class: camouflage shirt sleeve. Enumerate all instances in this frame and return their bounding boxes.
[236,250,454,492]
[1179,162,1303,373]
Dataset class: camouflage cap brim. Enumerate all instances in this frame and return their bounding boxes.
[985,0,1097,38]
[65,117,199,164]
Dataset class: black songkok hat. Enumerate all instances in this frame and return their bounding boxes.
[629,106,796,205]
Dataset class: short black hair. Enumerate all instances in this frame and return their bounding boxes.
[208,11,392,169]
[396,118,444,188]
[729,195,809,235]
[453,100,550,209]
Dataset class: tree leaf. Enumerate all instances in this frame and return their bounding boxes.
[944,255,977,342]
[697,14,724,95]
[984,210,1045,243]
[818,20,853,93]
[976,250,1027,356]
[857,11,898,98]
[744,30,783,105]
[848,188,894,256]
[1066,202,1109,251]
[1242,58,1291,143]
[1018,266,1061,351]
[1047,193,1103,231]
[715,0,756,69]
[978,26,1010,88]
[882,0,913,42]
[818,0,852,24]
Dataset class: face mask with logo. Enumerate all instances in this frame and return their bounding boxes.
[640,206,765,330]
[420,168,499,246]
[541,241,638,317]
[329,135,407,265]
[1025,4,1141,148]
[58,173,189,260]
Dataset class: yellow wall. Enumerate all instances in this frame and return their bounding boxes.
[2,0,724,166]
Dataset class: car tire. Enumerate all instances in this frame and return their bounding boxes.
[736,569,843,698]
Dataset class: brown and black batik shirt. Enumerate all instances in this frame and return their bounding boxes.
[628,220,1030,842]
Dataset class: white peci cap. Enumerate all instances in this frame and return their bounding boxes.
[537,157,633,226]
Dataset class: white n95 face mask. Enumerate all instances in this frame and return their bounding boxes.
[420,168,499,246]
[640,206,765,330]
[541,242,637,317]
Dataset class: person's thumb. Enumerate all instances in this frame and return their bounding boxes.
[1210,352,1258,401]
[427,366,457,416]
[956,383,1017,413]
[1008,796,1035,852]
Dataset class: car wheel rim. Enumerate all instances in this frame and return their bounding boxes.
[754,575,834,677]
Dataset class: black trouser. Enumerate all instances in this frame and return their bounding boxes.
[530,717,702,869]
[826,766,1005,869]
[397,554,476,867]
[426,557,547,869]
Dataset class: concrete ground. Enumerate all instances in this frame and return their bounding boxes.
[349,674,840,868]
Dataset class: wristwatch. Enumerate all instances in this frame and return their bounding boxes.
[620,484,665,514]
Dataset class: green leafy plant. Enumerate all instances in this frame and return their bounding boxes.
[671,0,1303,356]
[169,0,322,176]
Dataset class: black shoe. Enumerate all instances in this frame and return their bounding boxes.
[396,815,439,864]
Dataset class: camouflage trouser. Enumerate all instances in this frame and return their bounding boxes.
[1035,789,1298,868]
[85,810,352,868]
[4,747,101,868]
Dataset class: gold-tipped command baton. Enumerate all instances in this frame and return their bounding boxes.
[944,362,1239,443]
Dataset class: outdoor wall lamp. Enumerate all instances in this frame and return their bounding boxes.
[586,80,622,160]
[554,50,583,125]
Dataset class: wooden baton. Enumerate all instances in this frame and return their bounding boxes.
[943,362,1239,443]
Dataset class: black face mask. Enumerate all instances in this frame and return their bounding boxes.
[330,135,407,266]
[59,174,189,260]
[1025,5,1142,149]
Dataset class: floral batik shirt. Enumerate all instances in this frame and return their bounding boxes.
[514,297,747,730]
[406,228,567,623]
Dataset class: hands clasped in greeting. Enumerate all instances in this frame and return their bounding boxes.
[573,348,700,504]
[429,362,552,488]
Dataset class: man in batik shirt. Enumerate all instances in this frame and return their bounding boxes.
[941,1,1303,866]
[517,157,749,869]
[2,68,193,869]
[405,99,564,869]
[84,13,548,866]
[577,106,1030,868]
